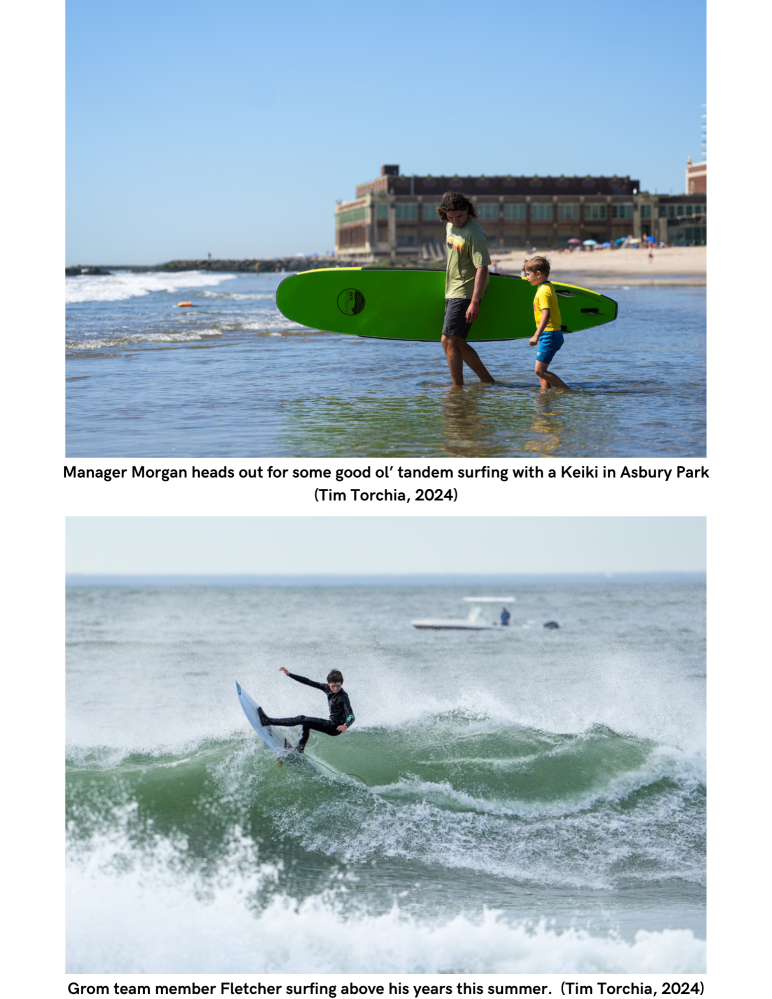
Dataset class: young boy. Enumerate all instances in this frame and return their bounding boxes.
[437,191,496,387]
[524,255,572,392]
[258,667,355,754]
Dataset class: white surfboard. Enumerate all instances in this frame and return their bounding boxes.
[235,681,297,753]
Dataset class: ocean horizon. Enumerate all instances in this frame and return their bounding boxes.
[66,570,706,587]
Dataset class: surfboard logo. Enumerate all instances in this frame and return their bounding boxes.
[337,288,365,316]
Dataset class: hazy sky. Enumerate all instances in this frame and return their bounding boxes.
[66,0,706,263]
[66,517,706,575]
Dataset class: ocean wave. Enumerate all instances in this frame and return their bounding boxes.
[279,783,705,889]
[67,726,704,892]
[366,743,704,819]
[66,841,705,974]
[65,270,236,304]
[65,328,225,350]
[197,291,276,301]
[240,320,310,331]
[66,721,705,803]
[66,723,705,971]
[65,737,232,771]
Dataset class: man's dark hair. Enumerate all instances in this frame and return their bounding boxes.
[436,191,478,222]
[327,670,344,684]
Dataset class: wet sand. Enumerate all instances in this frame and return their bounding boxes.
[493,245,706,285]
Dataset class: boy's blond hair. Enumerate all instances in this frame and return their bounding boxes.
[524,255,551,277]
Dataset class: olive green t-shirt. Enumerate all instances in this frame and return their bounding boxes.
[445,218,491,299]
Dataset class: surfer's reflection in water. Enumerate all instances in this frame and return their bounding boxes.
[258,667,355,754]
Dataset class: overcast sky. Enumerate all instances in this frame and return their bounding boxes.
[66,0,706,263]
[66,517,706,575]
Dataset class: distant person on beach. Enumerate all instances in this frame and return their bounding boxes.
[501,607,511,627]
[524,255,572,392]
[436,191,495,387]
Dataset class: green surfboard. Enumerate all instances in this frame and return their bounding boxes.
[276,267,617,342]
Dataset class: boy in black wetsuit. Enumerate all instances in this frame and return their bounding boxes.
[257,667,355,754]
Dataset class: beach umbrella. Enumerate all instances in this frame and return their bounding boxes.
[583,239,598,246]
[645,235,657,243]
[568,238,581,244]
[614,237,627,244]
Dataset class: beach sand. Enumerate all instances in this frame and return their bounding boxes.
[493,245,706,285]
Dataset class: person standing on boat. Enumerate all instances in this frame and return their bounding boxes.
[258,668,355,754]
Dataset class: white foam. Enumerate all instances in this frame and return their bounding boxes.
[355,651,705,755]
[66,328,225,350]
[240,320,309,331]
[65,270,236,304]
[283,792,704,890]
[197,291,275,301]
[66,853,706,974]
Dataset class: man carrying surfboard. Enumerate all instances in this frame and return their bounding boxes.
[257,668,355,754]
[437,192,496,387]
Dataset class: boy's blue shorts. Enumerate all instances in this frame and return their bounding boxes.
[536,330,564,365]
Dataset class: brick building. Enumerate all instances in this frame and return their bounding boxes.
[335,165,706,260]
[686,157,707,194]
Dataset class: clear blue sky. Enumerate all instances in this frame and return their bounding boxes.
[65,517,706,575]
[66,0,706,264]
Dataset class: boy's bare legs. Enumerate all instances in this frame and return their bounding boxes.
[534,360,572,392]
[442,333,495,387]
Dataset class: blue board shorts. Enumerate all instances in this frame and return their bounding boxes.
[536,329,564,364]
[441,298,473,340]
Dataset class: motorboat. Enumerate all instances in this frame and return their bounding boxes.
[411,596,516,630]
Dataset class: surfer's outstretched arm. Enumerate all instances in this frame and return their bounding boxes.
[279,668,328,691]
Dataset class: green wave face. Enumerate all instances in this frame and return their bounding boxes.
[313,717,653,804]
[67,716,704,900]
[276,270,617,342]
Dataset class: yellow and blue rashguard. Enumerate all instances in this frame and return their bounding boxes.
[533,281,562,331]
[534,281,564,364]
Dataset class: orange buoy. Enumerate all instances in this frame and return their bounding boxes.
[177,301,193,307]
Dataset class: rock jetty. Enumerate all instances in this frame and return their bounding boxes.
[66,266,113,276]
[65,257,341,276]
[154,257,338,273]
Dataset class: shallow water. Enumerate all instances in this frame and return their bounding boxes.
[66,580,706,973]
[65,271,706,457]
